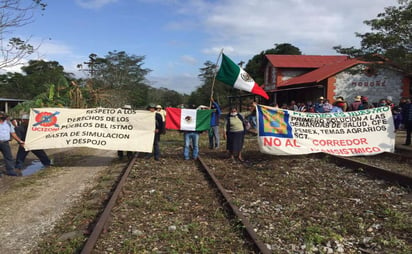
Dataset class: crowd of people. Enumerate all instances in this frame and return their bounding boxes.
[248,95,412,146]
[145,98,247,163]
[2,94,411,176]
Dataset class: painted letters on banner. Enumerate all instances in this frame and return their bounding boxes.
[257,105,395,156]
[25,108,156,153]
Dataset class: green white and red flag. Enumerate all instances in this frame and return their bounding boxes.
[216,53,269,99]
[166,108,212,131]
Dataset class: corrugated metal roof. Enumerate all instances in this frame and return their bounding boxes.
[266,55,349,68]
[276,58,365,87]
[0,98,26,102]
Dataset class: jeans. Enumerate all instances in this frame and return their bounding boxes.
[0,141,15,172]
[153,133,160,160]
[247,115,257,128]
[208,126,220,149]
[15,146,51,169]
[405,121,412,145]
[184,132,199,159]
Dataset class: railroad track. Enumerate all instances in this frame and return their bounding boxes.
[78,146,411,253]
[319,152,412,188]
[79,152,271,253]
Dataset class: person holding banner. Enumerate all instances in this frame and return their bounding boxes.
[183,129,200,160]
[147,104,164,161]
[183,105,203,160]
[0,112,24,177]
[14,114,51,171]
[117,105,134,160]
[223,106,246,162]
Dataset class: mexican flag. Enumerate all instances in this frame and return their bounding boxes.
[216,53,269,100]
[165,108,212,131]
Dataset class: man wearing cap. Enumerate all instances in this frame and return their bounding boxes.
[0,112,24,176]
[155,105,166,121]
[314,97,325,113]
[14,114,51,171]
[147,104,164,160]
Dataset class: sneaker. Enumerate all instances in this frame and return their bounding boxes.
[6,170,19,176]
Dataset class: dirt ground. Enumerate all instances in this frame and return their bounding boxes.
[0,143,121,254]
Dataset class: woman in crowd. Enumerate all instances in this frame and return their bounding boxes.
[223,106,246,162]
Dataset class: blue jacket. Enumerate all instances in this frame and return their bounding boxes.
[210,102,221,127]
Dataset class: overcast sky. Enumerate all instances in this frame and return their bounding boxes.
[10,0,399,94]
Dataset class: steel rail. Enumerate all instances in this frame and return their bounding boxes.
[322,153,412,188]
[80,154,138,254]
[197,156,272,254]
[394,146,412,158]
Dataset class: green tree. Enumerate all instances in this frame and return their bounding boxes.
[187,60,233,108]
[147,87,186,108]
[245,43,302,85]
[0,0,47,69]
[334,0,411,74]
[0,60,71,99]
[84,51,152,107]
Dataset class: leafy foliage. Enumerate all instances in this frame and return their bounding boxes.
[147,87,186,108]
[0,60,72,99]
[334,0,412,74]
[81,51,152,107]
[187,60,233,108]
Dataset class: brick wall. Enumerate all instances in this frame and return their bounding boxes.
[334,67,403,105]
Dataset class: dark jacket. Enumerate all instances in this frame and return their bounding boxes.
[402,103,412,123]
[155,112,164,134]
[15,123,28,141]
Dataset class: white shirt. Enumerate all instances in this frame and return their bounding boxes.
[0,121,13,141]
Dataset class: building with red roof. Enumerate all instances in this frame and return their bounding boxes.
[263,55,410,106]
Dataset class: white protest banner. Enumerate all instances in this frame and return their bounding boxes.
[25,108,155,153]
[257,105,395,156]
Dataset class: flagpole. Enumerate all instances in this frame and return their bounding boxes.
[209,48,224,108]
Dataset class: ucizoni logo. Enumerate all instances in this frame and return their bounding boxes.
[31,110,60,131]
